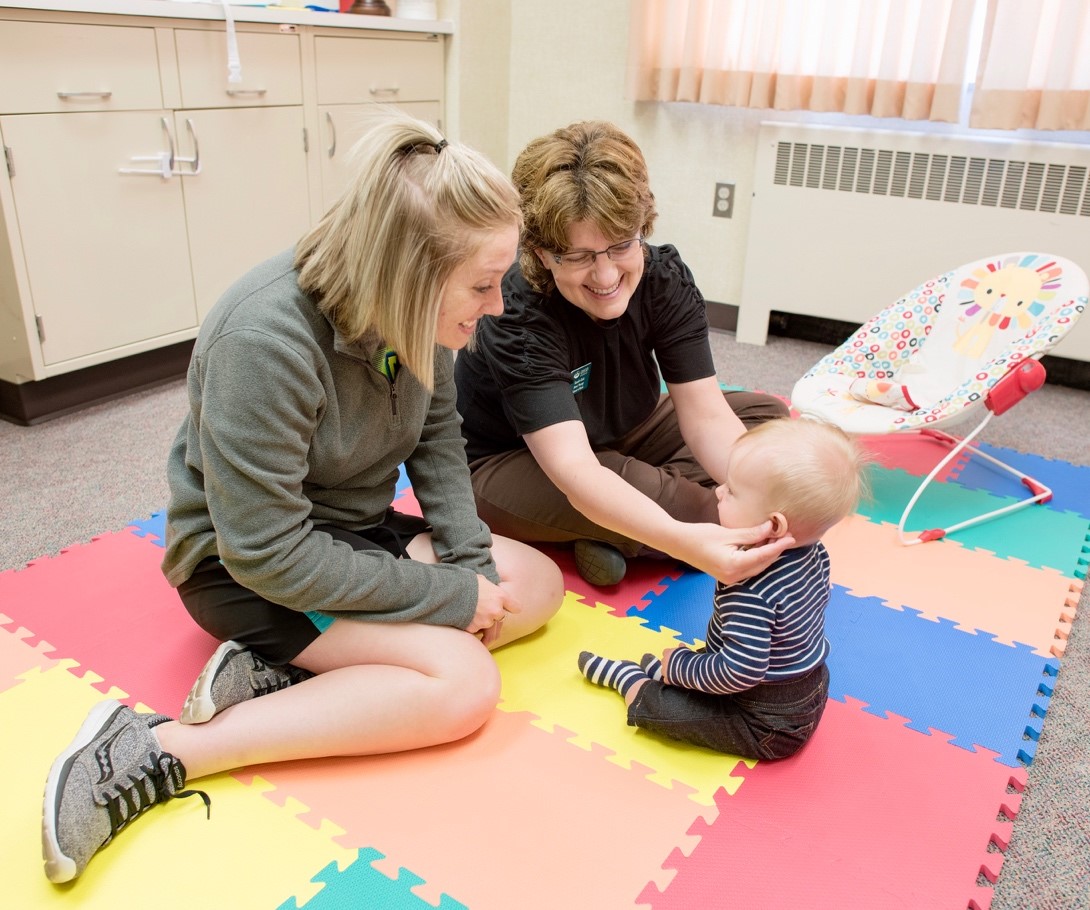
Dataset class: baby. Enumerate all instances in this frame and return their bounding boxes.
[578,416,869,760]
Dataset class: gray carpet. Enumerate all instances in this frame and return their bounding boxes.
[1,330,1086,908]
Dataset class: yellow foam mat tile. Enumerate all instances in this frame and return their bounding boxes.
[493,592,755,805]
[0,661,355,909]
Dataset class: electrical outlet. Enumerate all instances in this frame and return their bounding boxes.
[713,182,735,218]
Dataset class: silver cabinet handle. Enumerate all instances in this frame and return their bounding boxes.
[368,86,399,97]
[177,118,201,175]
[117,117,200,177]
[57,91,113,101]
[225,88,268,97]
[325,111,336,159]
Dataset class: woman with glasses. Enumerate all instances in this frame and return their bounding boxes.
[455,120,792,588]
[40,111,564,885]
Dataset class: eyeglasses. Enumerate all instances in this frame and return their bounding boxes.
[549,237,644,269]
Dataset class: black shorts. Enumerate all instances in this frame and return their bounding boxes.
[177,510,431,664]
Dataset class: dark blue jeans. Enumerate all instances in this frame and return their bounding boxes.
[626,663,830,760]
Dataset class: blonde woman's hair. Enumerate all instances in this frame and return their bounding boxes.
[295,109,521,390]
[511,120,657,293]
[735,418,872,545]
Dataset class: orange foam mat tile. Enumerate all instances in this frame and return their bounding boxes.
[493,591,754,804]
[236,708,712,910]
[825,514,1080,656]
[0,612,58,696]
[1,662,355,909]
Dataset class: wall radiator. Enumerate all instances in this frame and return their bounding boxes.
[737,123,1090,363]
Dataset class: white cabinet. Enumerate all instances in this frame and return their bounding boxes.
[0,110,196,366]
[171,27,310,322]
[0,4,447,410]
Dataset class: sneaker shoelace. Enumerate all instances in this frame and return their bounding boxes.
[101,752,211,841]
[250,658,312,697]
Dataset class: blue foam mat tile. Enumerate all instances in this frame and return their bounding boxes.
[947,442,1090,522]
[825,586,1056,767]
[633,575,1055,768]
[632,569,715,643]
[128,510,167,547]
[277,848,468,910]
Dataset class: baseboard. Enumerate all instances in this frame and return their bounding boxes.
[0,341,194,426]
[710,305,1089,393]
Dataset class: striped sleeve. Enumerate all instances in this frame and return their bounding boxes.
[666,588,774,694]
[665,545,831,695]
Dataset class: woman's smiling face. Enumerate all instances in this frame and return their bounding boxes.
[535,220,645,323]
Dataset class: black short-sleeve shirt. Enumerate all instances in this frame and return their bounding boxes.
[455,243,716,463]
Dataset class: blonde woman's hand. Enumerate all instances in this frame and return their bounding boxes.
[470,574,522,647]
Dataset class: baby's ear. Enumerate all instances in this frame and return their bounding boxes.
[768,512,789,539]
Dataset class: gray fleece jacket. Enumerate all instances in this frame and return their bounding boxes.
[162,249,498,629]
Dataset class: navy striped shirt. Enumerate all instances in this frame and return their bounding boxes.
[667,544,832,695]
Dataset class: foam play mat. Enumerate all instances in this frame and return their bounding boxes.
[1,432,1086,909]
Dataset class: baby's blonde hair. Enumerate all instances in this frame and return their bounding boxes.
[734,417,871,545]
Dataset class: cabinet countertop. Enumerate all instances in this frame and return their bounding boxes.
[0,0,453,33]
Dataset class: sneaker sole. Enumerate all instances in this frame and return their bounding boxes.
[41,699,125,883]
[180,640,246,725]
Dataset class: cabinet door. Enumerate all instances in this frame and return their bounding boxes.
[0,111,196,366]
[317,101,441,213]
[174,106,311,321]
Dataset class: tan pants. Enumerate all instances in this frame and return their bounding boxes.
[467,390,789,558]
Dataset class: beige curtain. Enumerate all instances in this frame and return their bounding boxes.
[971,0,1090,131]
[626,0,976,122]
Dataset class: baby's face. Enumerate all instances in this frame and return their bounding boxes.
[715,442,774,531]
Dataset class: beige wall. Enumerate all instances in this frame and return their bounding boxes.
[442,0,1090,319]
[444,0,781,311]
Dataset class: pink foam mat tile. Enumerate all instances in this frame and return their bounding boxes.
[235,708,713,910]
[535,543,685,616]
[640,696,1025,910]
[859,432,970,479]
[0,530,220,715]
[825,514,1080,656]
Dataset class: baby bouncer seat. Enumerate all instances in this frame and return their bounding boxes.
[791,252,1088,544]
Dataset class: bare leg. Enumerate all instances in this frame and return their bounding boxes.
[156,532,563,779]
[157,621,499,778]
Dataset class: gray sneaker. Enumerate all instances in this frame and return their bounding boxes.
[180,640,314,725]
[42,700,209,883]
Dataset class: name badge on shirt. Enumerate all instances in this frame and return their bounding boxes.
[571,363,592,394]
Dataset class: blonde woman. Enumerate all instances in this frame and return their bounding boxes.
[42,111,563,885]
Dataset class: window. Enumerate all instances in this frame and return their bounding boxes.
[627,0,1090,131]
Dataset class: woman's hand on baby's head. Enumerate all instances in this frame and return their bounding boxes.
[688,521,795,586]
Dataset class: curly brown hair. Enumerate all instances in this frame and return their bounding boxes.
[511,121,657,293]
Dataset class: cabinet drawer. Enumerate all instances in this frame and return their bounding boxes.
[315,35,443,106]
[175,29,303,108]
[0,20,162,114]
